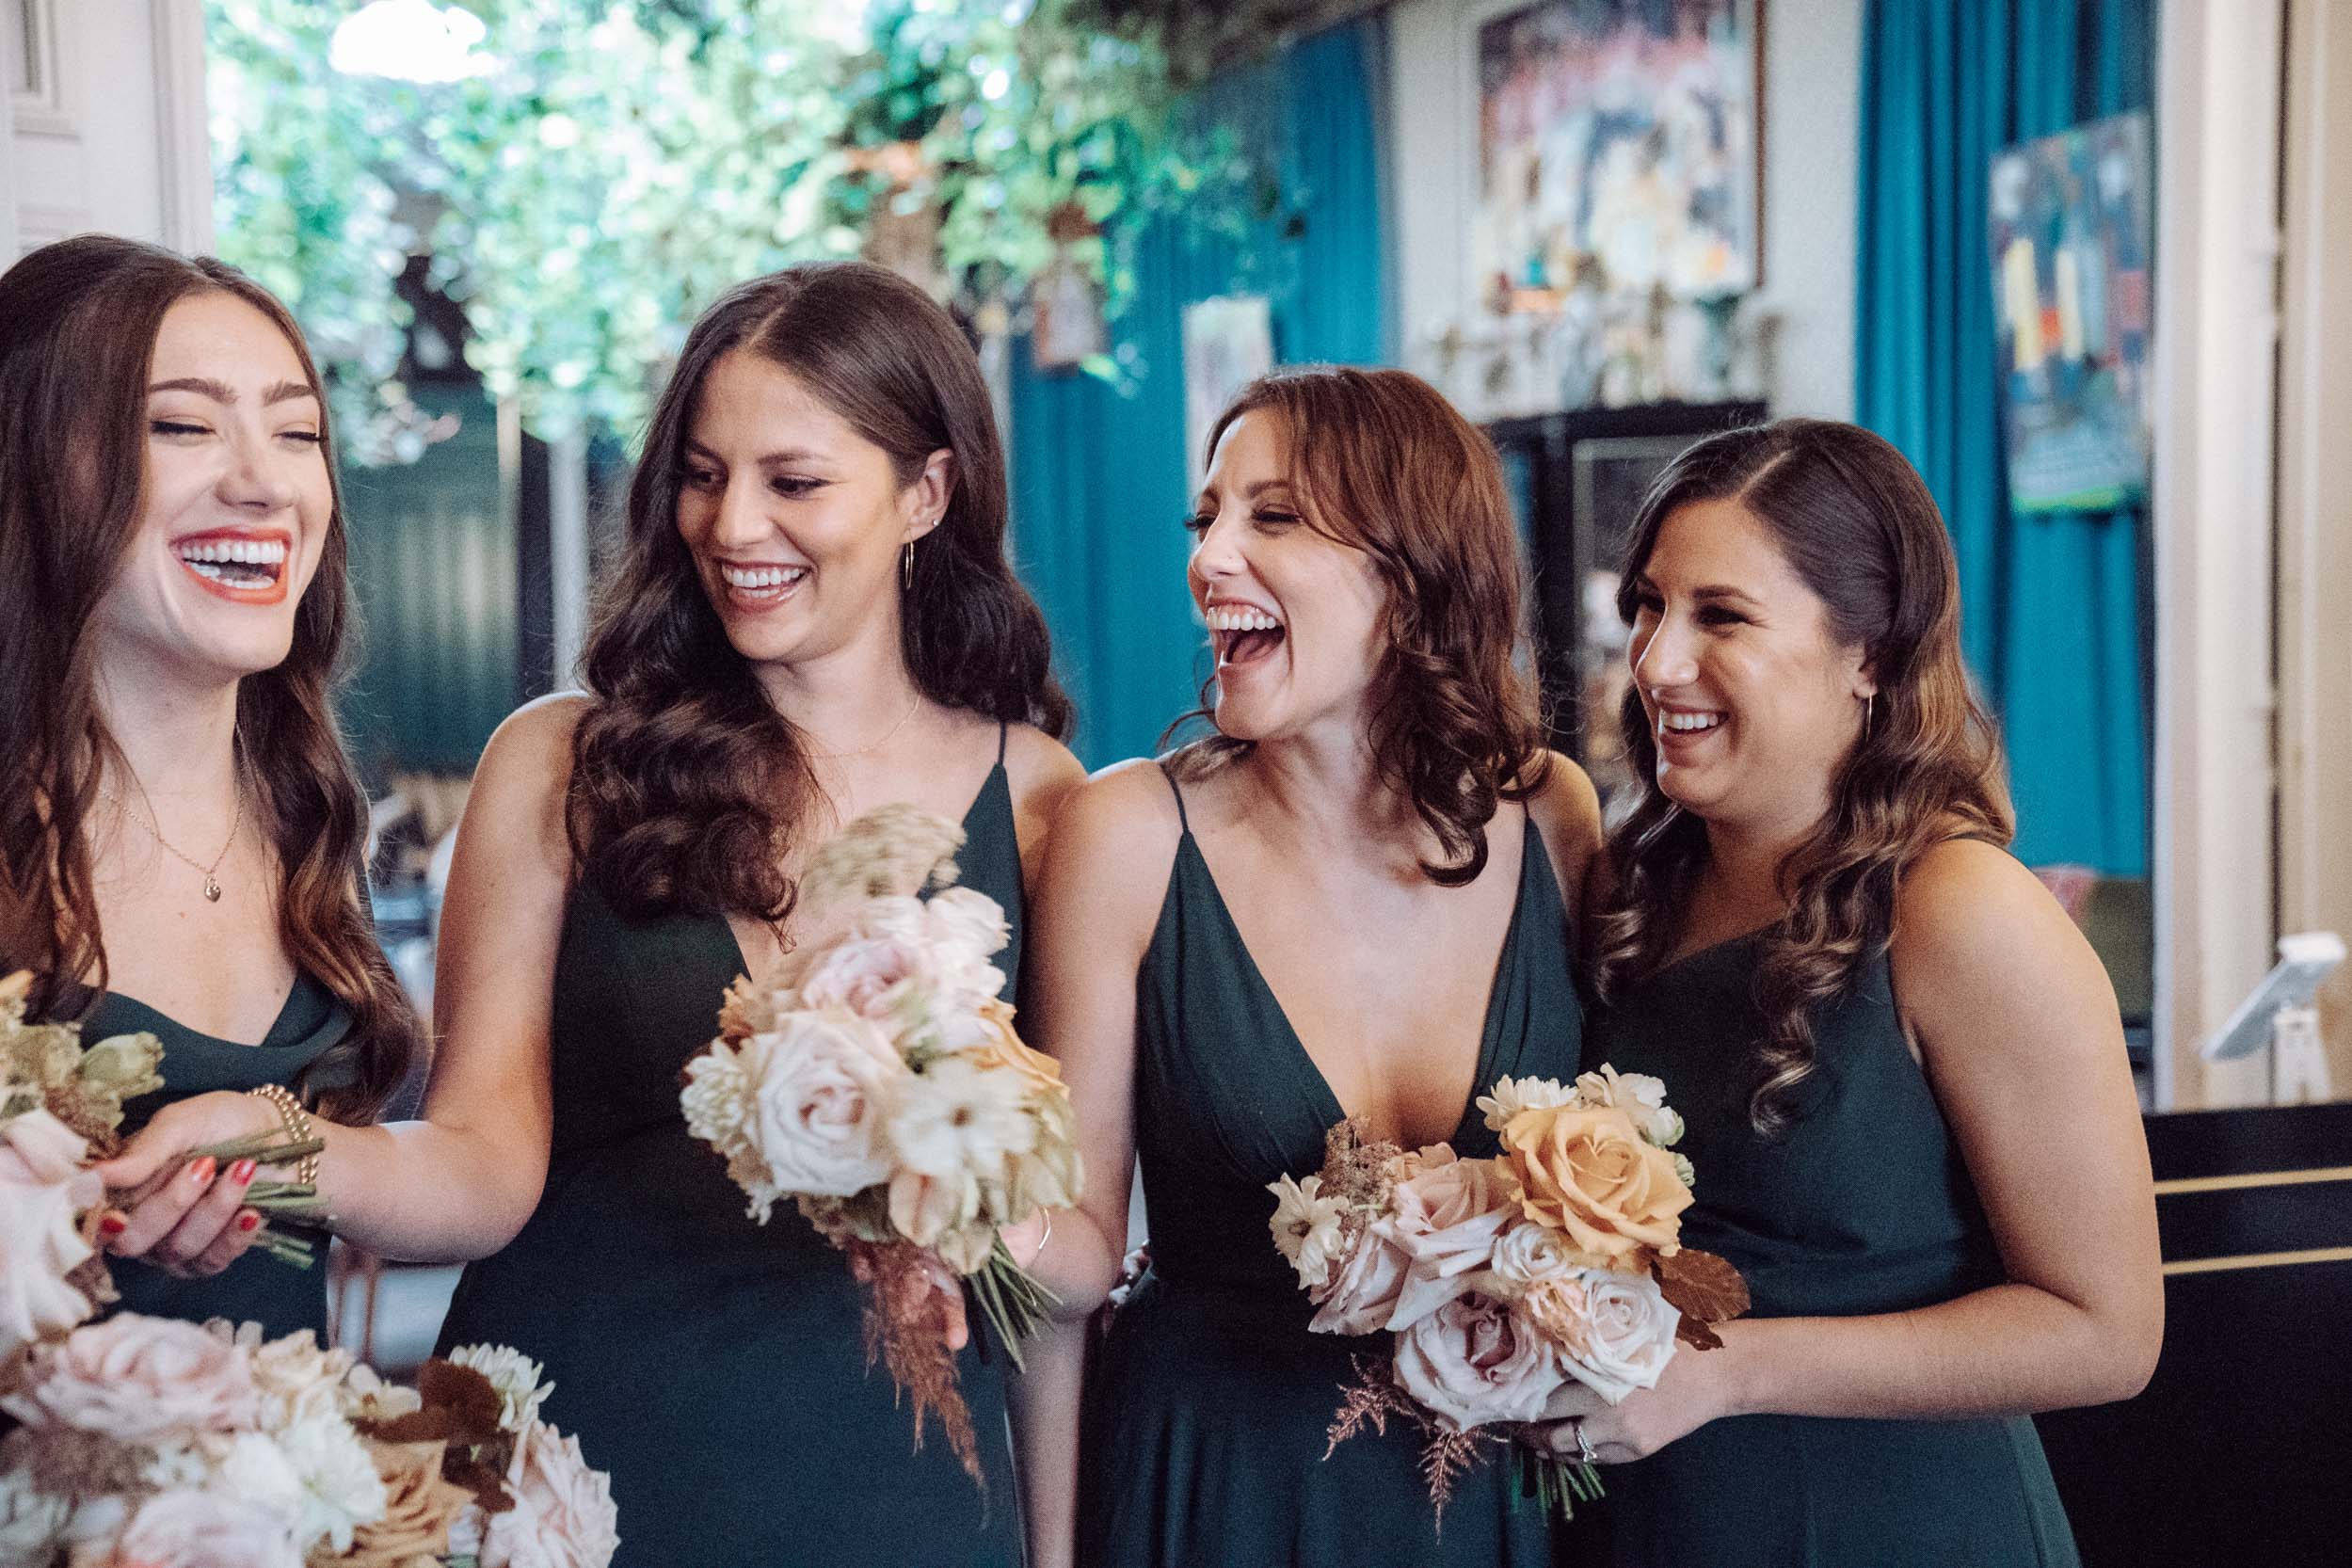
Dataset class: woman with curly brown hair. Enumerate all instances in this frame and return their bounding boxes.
[110,262,1086,1567]
[0,235,424,1336]
[1015,366,1603,1568]
[1545,420,2159,1568]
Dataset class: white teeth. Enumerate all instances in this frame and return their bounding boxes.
[720,564,806,590]
[175,538,286,566]
[1661,711,1725,733]
[1206,606,1283,632]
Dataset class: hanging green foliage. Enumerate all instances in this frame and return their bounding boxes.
[206,0,1266,456]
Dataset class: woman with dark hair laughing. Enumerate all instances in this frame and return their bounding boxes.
[1015,366,1604,1568]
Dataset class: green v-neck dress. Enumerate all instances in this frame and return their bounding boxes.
[434,733,1027,1568]
[1078,767,1576,1568]
[92,972,352,1339]
[1572,935,2082,1568]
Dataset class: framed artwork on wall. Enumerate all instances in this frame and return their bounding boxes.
[1472,0,1762,313]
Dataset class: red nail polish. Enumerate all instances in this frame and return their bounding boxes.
[236,1211,262,1233]
[98,1212,127,1237]
[231,1160,257,1184]
[187,1157,216,1184]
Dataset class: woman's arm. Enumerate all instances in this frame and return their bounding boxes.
[1007,760,1178,1568]
[1547,840,2161,1459]
[100,696,589,1268]
[1524,749,1606,927]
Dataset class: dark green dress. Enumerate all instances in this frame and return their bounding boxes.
[435,738,1026,1568]
[1080,769,1575,1568]
[1573,936,2082,1568]
[94,973,352,1339]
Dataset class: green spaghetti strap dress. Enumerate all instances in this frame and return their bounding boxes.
[434,730,1028,1568]
[1079,766,1576,1568]
[95,972,352,1339]
[1572,935,2083,1568]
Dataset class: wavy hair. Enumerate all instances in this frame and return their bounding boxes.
[1592,419,2012,1132]
[568,262,1071,920]
[0,234,421,1121]
[1169,366,1549,886]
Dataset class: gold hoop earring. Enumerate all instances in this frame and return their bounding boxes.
[903,540,915,591]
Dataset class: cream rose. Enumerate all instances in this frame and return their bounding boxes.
[1384,1153,1516,1328]
[1559,1268,1681,1403]
[480,1421,619,1568]
[741,1009,904,1198]
[1392,1292,1568,1432]
[793,932,930,1024]
[1306,1217,1415,1335]
[104,1487,304,1568]
[1515,1272,1596,1359]
[3,1315,258,1443]
[0,1112,104,1354]
[1497,1104,1692,1266]
[1487,1217,1577,1294]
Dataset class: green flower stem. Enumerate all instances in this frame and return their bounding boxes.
[1525,1452,1607,1522]
[969,1237,1062,1374]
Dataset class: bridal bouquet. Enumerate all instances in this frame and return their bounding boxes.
[680,805,1081,1483]
[0,1320,617,1568]
[1270,1065,1749,1523]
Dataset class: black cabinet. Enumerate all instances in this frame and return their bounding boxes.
[1486,401,1766,795]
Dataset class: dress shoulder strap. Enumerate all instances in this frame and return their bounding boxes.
[1156,760,1192,834]
[996,719,1010,767]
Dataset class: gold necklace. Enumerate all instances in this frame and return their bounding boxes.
[98,765,246,904]
[803,691,924,761]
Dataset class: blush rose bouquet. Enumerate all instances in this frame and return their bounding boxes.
[0,1317,616,1568]
[1270,1065,1749,1525]
[680,804,1081,1486]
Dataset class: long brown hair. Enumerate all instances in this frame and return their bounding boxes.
[1170,366,1549,887]
[1592,419,2012,1132]
[568,262,1071,920]
[0,234,421,1121]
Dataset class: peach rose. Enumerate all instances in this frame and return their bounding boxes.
[2,1315,257,1443]
[1392,1292,1568,1432]
[342,1439,472,1568]
[1497,1104,1691,1266]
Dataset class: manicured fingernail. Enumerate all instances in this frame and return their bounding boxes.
[236,1211,261,1233]
[187,1157,216,1184]
[98,1212,128,1237]
[231,1160,256,1184]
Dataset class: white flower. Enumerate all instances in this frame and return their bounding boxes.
[210,1429,307,1528]
[275,1410,391,1552]
[920,887,1011,1003]
[1575,1064,1682,1146]
[0,1466,67,1560]
[1485,1217,1577,1295]
[232,1324,355,1430]
[448,1344,553,1432]
[0,1109,104,1355]
[1672,1152,1697,1191]
[1266,1174,1350,1291]
[336,1362,424,1424]
[888,1055,1037,1183]
[1559,1267,1681,1404]
[1475,1075,1578,1134]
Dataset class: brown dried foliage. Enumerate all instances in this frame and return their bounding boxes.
[358,1359,517,1515]
[848,1238,983,1486]
[1324,1352,1502,1534]
[1656,1247,1752,1352]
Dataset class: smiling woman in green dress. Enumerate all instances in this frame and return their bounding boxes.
[0,235,422,1336]
[1549,419,2162,1568]
[1016,367,1604,1568]
[105,262,1088,1567]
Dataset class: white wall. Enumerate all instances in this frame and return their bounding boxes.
[1385,0,1862,420]
[8,0,212,257]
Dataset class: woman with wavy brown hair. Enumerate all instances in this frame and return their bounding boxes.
[0,234,421,1336]
[1544,420,2159,1568]
[1016,366,1603,1567]
[112,262,1085,1567]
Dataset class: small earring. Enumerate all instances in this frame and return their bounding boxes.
[1862,693,1875,736]
[903,539,915,591]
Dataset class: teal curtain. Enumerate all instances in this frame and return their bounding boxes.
[1008,19,1390,766]
[1856,0,2153,875]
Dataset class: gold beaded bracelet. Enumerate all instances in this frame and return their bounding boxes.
[245,1083,320,1185]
